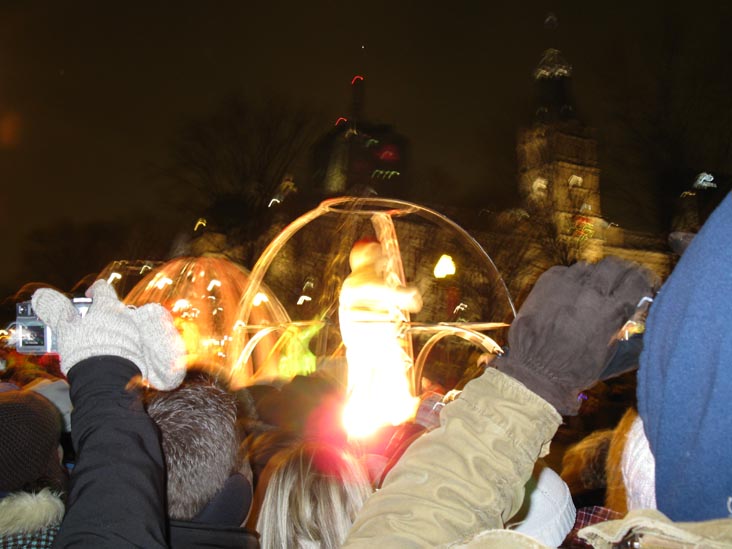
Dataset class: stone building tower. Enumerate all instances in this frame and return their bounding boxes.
[516,47,605,260]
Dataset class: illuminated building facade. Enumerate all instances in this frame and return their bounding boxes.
[517,47,605,261]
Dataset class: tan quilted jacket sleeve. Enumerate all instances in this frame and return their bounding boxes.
[344,368,562,549]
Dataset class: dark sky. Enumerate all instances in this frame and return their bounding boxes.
[2,1,731,290]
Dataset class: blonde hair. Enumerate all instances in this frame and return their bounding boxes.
[256,442,372,549]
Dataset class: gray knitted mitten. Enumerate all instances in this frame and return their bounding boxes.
[32,280,186,391]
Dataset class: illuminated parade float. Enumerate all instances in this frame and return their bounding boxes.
[125,197,515,438]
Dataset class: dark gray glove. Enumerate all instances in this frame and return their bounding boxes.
[495,257,657,415]
[32,280,186,391]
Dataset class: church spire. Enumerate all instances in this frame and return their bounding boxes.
[350,74,365,123]
[534,48,572,80]
[532,14,576,122]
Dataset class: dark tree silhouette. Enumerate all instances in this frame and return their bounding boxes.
[17,215,177,292]
[164,93,321,266]
[599,4,732,231]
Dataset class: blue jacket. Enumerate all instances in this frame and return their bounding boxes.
[638,192,732,521]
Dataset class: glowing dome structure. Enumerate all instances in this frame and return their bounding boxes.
[96,259,163,299]
[124,255,288,381]
[227,197,516,437]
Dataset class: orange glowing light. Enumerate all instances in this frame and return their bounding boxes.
[335,117,348,126]
[0,112,21,148]
[172,298,191,312]
[125,256,283,381]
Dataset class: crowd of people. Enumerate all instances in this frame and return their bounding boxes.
[2,192,732,548]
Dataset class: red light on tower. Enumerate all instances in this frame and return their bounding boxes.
[376,144,400,163]
[334,117,348,126]
[351,75,364,85]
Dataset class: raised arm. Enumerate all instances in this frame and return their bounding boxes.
[345,258,655,548]
[33,280,186,548]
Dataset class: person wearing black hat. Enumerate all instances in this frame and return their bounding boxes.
[0,389,66,548]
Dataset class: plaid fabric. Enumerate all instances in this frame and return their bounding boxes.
[0,525,59,549]
[560,506,622,548]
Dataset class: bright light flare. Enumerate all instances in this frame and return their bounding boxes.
[433,254,456,279]
[171,299,190,313]
[107,272,122,284]
[201,337,223,348]
[148,273,174,290]
[253,292,269,306]
[341,322,420,438]
[339,240,422,439]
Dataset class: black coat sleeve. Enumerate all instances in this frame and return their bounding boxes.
[52,356,168,548]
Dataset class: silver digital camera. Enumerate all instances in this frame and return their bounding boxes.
[15,298,92,354]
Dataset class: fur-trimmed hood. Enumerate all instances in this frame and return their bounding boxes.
[0,488,64,536]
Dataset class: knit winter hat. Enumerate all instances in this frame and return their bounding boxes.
[0,390,65,493]
[621,415,656,511]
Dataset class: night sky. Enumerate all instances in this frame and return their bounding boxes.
[2,1,731,292]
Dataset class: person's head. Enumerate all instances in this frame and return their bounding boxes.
[244,427,302,491]
[348,238,383,274]
[1,363,56,388]
[146,370,240,520]
[0,389,66,494]
[256,441,372,549]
